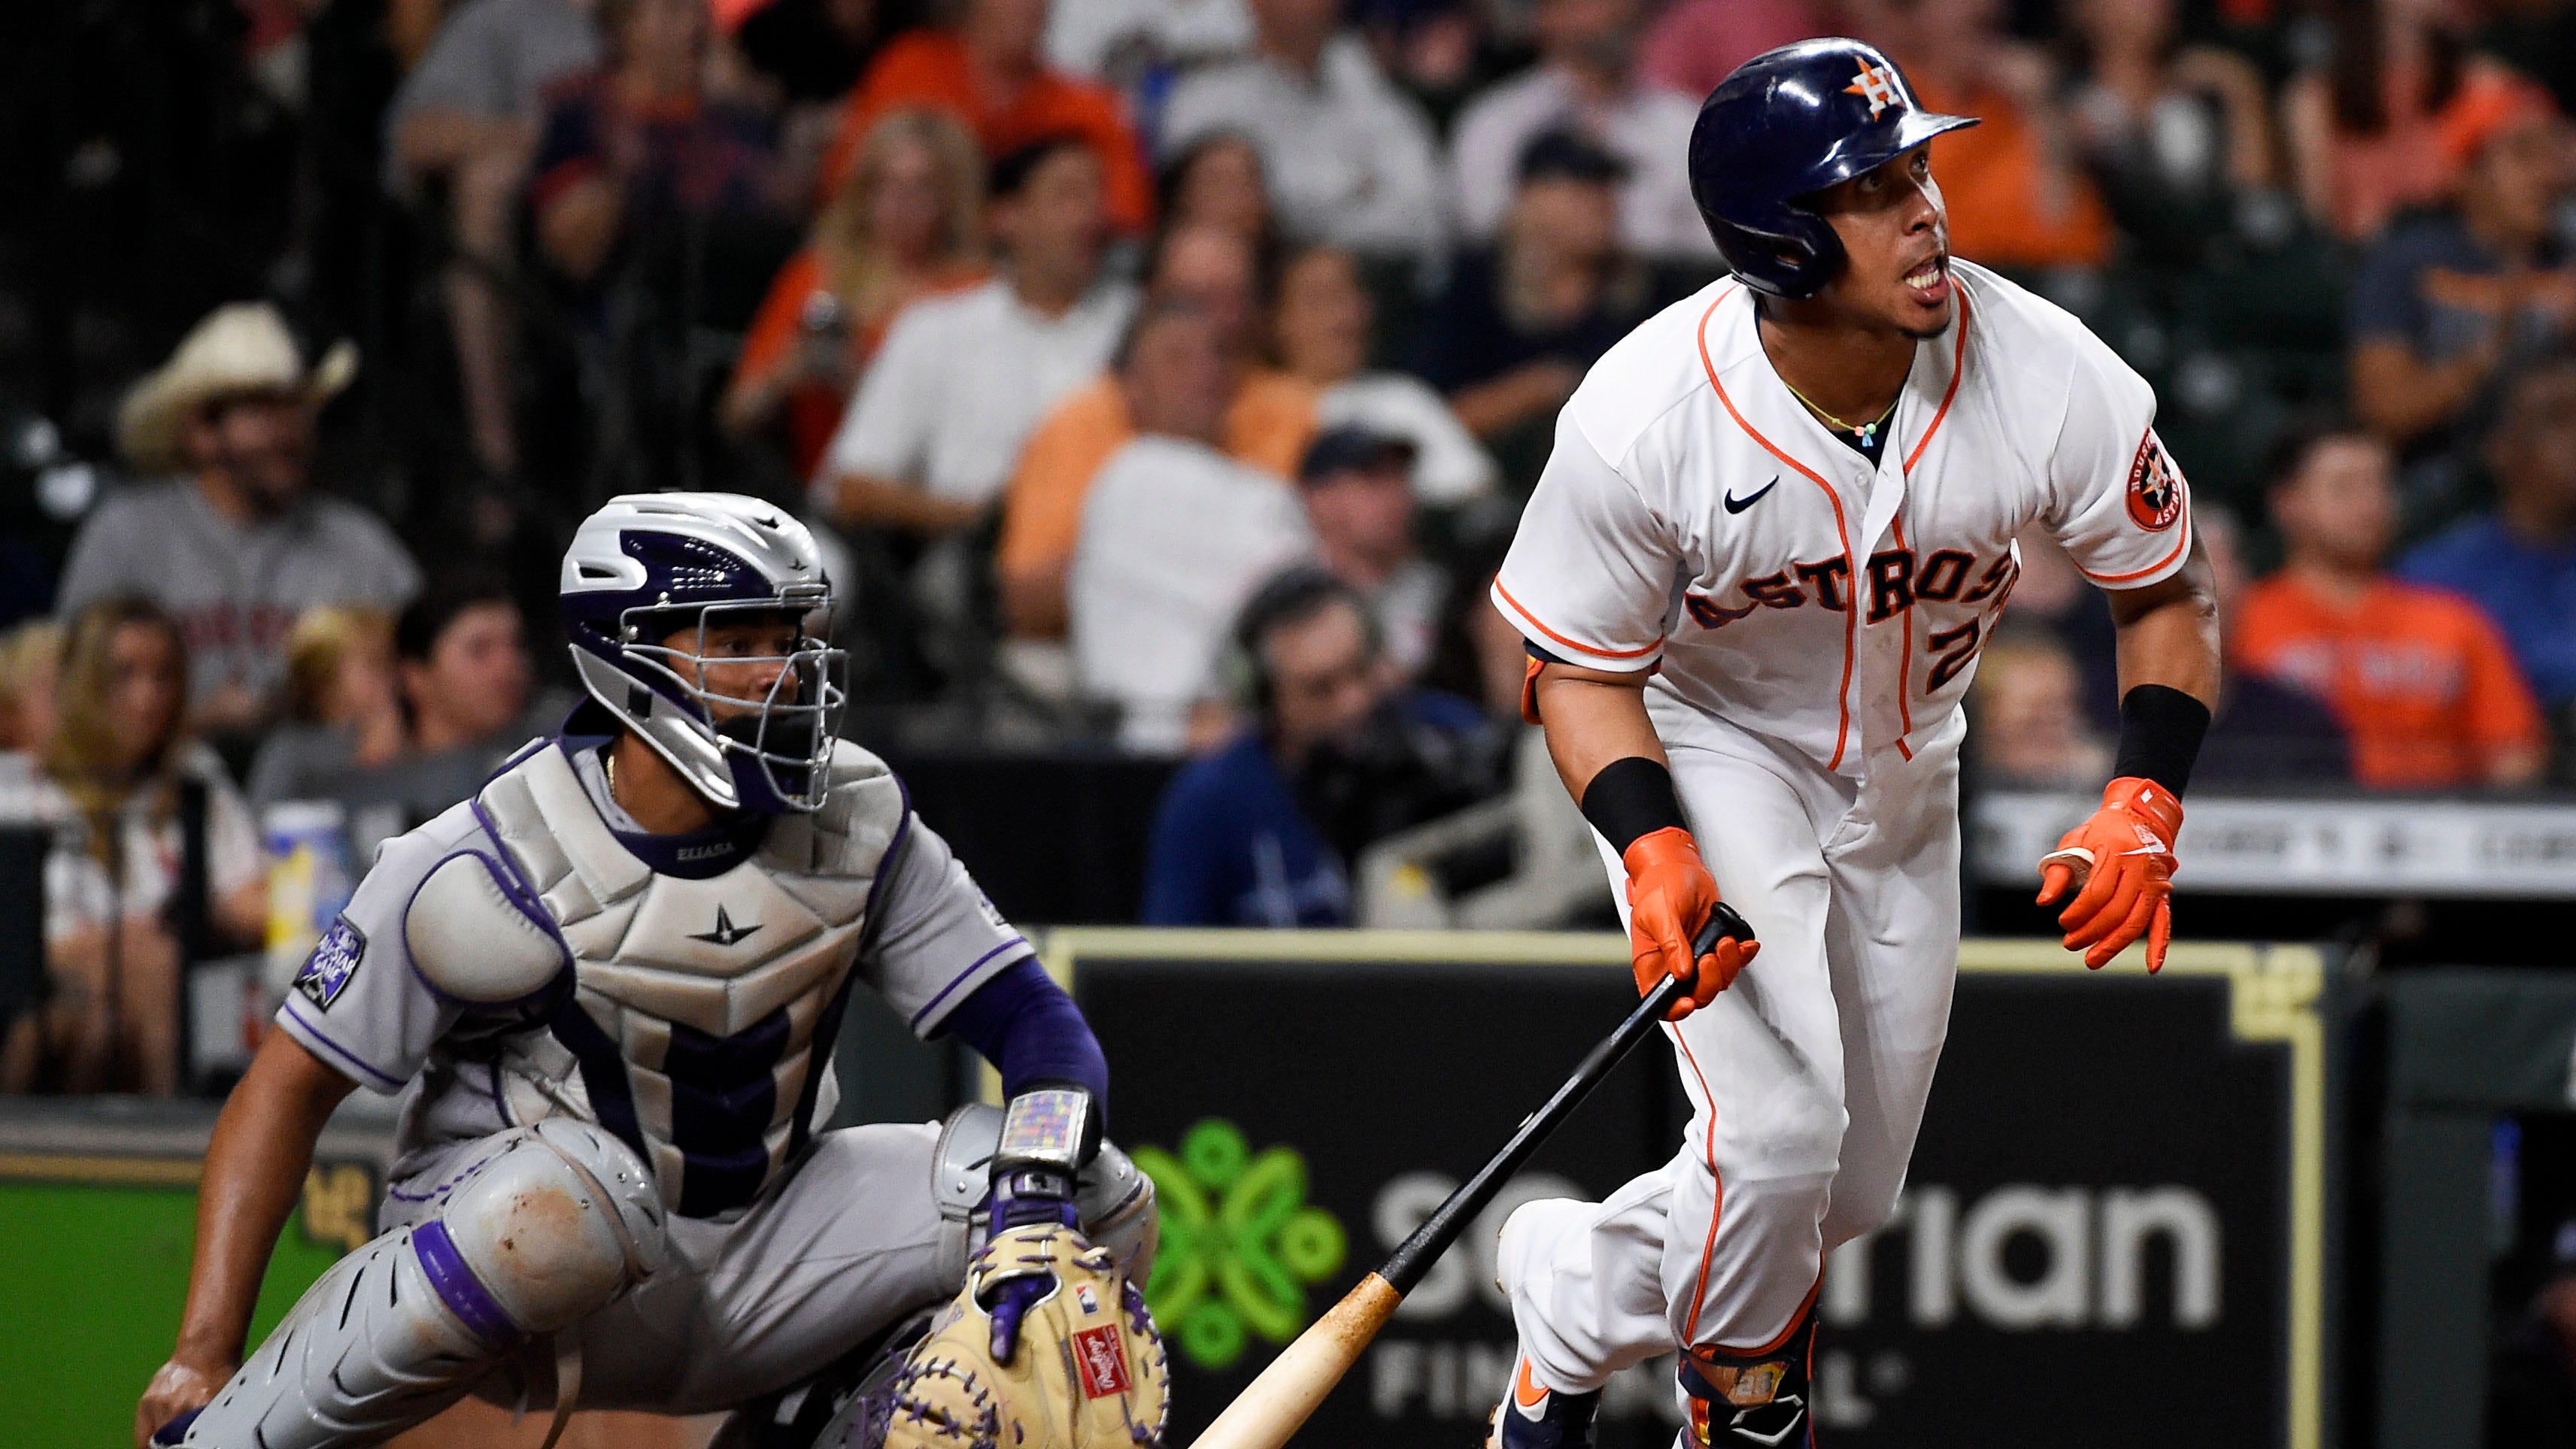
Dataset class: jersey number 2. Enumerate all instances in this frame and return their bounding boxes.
[1927,620,1983,691]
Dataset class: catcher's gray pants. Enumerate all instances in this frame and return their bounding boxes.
[182,1117,948,1443]
[389,1120,952,1415]
[187,1113,1154,1444]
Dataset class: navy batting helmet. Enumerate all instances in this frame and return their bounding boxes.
[1688,39,1979,299]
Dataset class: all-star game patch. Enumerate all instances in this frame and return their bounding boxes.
[294,917,366,1011]
[2127,429,2185,532]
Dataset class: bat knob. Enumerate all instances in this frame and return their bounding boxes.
[1692,902,1755,956]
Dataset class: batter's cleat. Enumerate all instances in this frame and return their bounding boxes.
[1681,1303,1816,1447]
[1485,1355,1601,1449]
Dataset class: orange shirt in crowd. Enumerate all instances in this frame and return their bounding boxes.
[818,30,1154,234]
[995,370,1321,627]
[732,248,986,480]
[2231,571,2544,788]
[1905,73,2111,270]
[2323,61,2550,243]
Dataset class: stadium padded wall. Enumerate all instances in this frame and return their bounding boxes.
[1039,932,2333,1449]
[0,1104,390,1447]
[1,936,2333,1448]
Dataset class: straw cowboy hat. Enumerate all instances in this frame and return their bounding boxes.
[115,302,357,472]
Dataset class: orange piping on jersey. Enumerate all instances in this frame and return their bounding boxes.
[1676,1027,1728,1348]
[1696,286,1857,771]
[1494,579,1665,661]
[1903,288,1971,475]
[2077,498,2195,584]
[1890,512,1917,747]
[1883,290,1971,759]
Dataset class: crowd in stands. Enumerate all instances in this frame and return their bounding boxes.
[4,0,2576,1087]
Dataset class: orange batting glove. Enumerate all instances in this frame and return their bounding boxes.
[2036,776,2183,971]
[1624,826,1758,1020]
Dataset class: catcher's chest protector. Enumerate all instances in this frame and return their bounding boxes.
[472,740,903,1218]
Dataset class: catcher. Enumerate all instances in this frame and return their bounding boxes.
[135,493,1167,1448]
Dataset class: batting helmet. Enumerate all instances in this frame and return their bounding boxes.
[1688,38,1979,299]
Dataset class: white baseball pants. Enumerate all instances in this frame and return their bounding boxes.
[1501,711,1962,1390]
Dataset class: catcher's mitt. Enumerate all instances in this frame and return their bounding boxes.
[877,1223,1170,1449]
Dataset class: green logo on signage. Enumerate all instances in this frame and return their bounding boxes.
[1133,1118,1348,1370]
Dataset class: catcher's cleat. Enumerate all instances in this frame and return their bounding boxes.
[1485,1356,1601,1449]
[1680,1302,1816,1448]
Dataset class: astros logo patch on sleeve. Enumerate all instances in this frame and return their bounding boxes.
[2127,431,2185,532]
[294,917,366,1011]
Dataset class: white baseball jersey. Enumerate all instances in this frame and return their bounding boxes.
[1493,259,2192,772]
[1491,261,2199,1385]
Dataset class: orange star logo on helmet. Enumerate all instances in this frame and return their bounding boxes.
[1845,59,1904,119]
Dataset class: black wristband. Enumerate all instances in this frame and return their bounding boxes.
[1581,756,1689,853]
[2113,684,2213,796]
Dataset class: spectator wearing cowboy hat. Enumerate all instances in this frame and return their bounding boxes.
[56,303,420,732]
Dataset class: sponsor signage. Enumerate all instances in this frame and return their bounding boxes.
[1048,932,2324,1449]
[1974,791,2576,899]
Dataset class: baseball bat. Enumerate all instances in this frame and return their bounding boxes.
[1187,905,1754,1449]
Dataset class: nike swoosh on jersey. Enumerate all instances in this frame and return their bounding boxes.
[1723,477,1780,514]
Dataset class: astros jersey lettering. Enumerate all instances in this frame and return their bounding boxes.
[1494,259,2192,768]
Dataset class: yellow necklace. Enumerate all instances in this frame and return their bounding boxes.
[1781,374,1901,449]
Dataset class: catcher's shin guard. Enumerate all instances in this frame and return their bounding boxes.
[1485,1355,1601,1449]
[1680,1299,1816,1449]
[174,1121,664,1448]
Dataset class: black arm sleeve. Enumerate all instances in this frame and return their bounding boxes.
[2113,684,2213,796]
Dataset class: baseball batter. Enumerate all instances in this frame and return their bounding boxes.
[1484,41,2220,1449]
[134,494,1165,1448]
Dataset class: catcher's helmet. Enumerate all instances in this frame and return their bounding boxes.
[560,492,846,814]
[1688,38,1979,299]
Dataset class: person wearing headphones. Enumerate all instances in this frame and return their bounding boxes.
[1139,565,1504,926]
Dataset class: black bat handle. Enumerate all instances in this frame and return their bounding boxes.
[1378,906,1752,1295]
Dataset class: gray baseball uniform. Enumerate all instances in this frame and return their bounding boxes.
[269,729,1032,1413]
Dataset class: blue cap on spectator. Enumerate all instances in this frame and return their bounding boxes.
[1300,425,1417,484]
